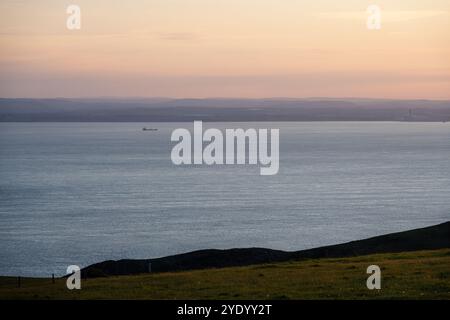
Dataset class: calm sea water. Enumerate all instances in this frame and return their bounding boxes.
[0,122,449,276]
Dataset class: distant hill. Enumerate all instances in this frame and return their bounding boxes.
[1,98,450,122]
[81,221,450,278]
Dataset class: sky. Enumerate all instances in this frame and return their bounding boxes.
[0,0,449,99]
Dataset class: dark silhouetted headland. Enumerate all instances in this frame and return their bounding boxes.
[81,221,450,278]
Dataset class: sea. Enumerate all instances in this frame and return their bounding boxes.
[0,122,449,276]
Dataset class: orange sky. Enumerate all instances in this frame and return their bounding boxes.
[0,0,449,98]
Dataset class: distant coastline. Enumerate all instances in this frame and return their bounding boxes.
[1,98,450,122]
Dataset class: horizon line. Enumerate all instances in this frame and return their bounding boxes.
[1,96,450,102]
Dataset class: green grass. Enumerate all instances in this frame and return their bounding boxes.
[1,249,449,300]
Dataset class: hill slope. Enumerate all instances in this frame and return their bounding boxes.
[81,221,450,278]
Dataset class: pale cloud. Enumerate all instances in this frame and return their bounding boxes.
[158,32,199,41]
[317,10,449,22]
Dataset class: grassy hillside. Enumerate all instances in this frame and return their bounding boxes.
[1,249,449,300]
